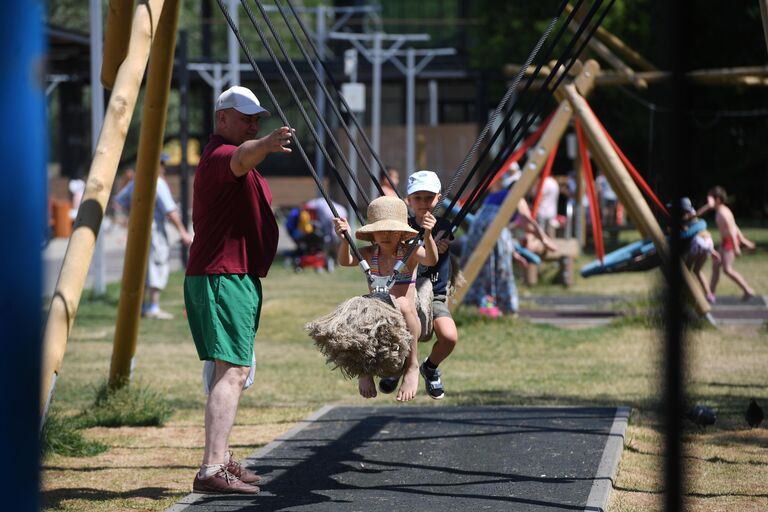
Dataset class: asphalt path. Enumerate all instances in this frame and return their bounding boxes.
[169,405,629,512]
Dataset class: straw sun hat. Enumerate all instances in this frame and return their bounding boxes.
[355,196,418,242]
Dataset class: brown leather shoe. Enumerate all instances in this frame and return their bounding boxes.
[226,454,261,484]
[192,467,260,494]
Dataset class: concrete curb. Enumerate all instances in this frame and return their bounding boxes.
[583,406,631,512]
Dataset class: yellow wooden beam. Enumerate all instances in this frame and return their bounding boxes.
[110,0,182,388]
[102,0,135,90]
[565,2,657,72]
[41,0,167,416]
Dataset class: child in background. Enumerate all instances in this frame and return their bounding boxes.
[333,196,438,401]
[403,170,459,400]
[681,197,720,304]
[698,186,756,301]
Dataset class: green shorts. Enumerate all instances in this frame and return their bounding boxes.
[184,274,262,366]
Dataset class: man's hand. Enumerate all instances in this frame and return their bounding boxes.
[231,126,296,176]
[181,232,194,247]
[436,238,450,255]
[265,126,295,154]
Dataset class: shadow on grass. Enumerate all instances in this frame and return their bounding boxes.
[41,487,182,510]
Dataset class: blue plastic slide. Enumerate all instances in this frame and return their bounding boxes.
[580,219,707,278]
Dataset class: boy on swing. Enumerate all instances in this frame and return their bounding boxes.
[403,170,459,400]
[333,196,438,401]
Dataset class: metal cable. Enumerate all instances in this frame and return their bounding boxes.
[240,0,371,211]
[451,0,613,230]
[399,0,595,269]
[270,0,393,198]
[442,0,590,221]
[283,0,399,194]
[216,0,367,265]
[440,0,574,213]
[244,0,375,208]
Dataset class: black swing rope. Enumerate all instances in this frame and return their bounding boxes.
[266,0,400,197]
[397,0,614,270]
[238,0,374,213]
[281,0,400,197]
[242,0,386,206]
[216,0,373,278]
[448,0,614,233]
[440,0,576,214]
[390,0,586,271]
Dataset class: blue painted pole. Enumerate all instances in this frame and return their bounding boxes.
[0,1,46,508]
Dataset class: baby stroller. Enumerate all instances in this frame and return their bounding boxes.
[285,203,329,272]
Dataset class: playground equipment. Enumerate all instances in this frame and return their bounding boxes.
[452,5,715,318]
[42,0,180,416]
[581,219,707,278]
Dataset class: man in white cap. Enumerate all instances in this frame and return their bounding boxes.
[184,85,294,494]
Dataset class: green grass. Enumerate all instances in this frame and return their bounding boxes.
[41,409,108,458]
[78,381,174,428]
[40,227,768,512]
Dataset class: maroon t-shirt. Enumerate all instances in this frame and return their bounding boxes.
[186,135,279,277]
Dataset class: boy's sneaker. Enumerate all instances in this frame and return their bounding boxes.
[419,361,445,400]
[378,376,400,394]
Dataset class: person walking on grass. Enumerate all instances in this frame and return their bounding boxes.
[697,186,756,301]
[184,85,294,495]
[398,170,459,400]
[333,196,438,401]
[114,154,193,319]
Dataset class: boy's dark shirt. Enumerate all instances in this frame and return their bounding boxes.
[409,216,452,296]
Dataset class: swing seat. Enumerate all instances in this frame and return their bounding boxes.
[305,294,412,379]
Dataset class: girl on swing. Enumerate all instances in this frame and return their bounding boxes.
[333,196,438,401]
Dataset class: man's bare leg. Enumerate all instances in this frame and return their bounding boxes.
[203,361,249,465]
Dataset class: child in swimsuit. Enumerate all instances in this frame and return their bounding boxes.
[333,196,438,401]
[698,186,756,301]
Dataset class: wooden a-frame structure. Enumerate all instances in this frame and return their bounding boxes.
[450,11,719,318]
[451,0,768,316]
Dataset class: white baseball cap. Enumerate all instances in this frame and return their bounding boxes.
[215,86,270,117]
[407,170,442,195]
